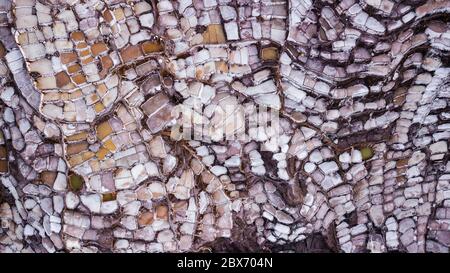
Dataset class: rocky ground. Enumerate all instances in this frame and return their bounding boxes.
[0,0,450,253]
